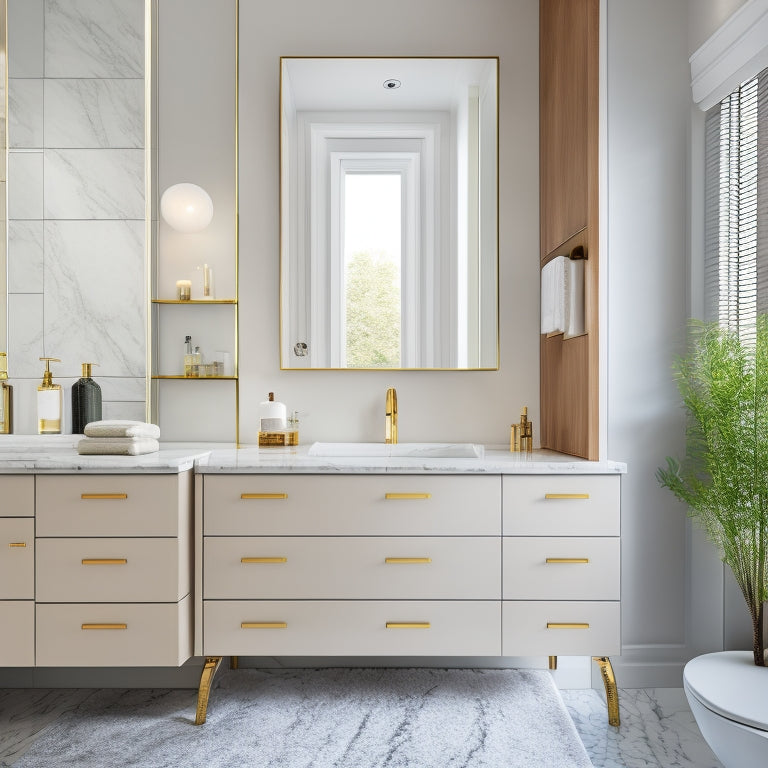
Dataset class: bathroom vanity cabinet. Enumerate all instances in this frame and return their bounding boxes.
[194,457,622,725]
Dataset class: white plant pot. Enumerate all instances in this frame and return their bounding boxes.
[683,651,768,768]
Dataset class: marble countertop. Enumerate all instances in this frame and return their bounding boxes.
[0,437,627,474]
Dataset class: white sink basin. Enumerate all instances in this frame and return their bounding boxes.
[308,442,484,459]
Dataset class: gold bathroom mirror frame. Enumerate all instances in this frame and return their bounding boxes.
[280,56,499,370]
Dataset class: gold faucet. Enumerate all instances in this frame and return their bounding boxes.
[385,387,398,444]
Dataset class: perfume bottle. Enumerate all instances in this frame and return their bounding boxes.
[184,336,196,377]
[0,352,13,435]
[71,362,102,433]
[37,357,62,434]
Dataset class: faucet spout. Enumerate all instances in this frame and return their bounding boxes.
[385,387,398,444]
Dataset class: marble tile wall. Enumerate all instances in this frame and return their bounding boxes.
[6,0,146,433]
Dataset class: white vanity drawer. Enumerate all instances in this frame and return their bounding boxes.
[503,475,620,535]
[203,474,501,536]
[36,537,190,603]
[36,596,192,667]
[204,536,500,600]
[36,472,192,537]
[0,600,34,666]
[0,519,34,599]
[0,476,34,517]
[203,600,501,656]
[503,537,619,600]
[502,600,620,656]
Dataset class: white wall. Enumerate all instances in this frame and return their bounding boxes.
[237,0,540,446]
[688,0,747,51]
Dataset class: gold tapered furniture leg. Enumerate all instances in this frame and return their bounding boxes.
[548,655,558,670]
[230,655,239,670]
[593,656,620,727]
[195,656,223,725]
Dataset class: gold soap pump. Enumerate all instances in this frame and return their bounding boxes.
[37,357,63,435]
[510,406,533,453]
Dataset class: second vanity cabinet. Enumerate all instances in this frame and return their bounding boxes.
[197,472,620,661]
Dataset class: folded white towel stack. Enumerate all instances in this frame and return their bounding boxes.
[541,256,565,334]
[564,258,585,338]
[83,420,161,439]
[77,421,161,455]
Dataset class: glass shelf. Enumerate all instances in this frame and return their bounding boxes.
[152,298,237,304]
[152,375,237,380]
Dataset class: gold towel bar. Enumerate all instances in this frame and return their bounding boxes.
[240,557,287,564]
[547,622,590,630]
[82,558,127,565]
[82,623,127,630]
[385,493,431,500]
[545,557,589,564]
[81,493,127,500]
[241,622,287,629]
[544,493,590,500]
[241,493,288,500]
[386,622,431,629]
[385,557,432,564]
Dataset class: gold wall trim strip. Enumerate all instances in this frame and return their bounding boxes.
[384,557,432,564]
[546,622,590,629]
[81,623,128,630]
[384,493,431,500]
[81,493,128,500]
[8,542,27,547]
[241,622,287,629]
[240,493,288,500]
[385,622,431,629]
[240,557,287,564]
[545,557,590,564]
[81,558,128,565]
[544,493,590,500]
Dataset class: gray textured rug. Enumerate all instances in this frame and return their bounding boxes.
[12,668,593,767]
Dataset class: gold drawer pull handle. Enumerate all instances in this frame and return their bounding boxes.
[241,622,287,629]
[241,557,287,564]
[8,542,27,548]
[385,493,431,500]
[544,493,590,500]
[241,493,288,500]
[82,558,128,565]
[81,493,128,500]
[385,557,432,564]
[82,623,127,630]
[386,622,431,629]
[547,622,590,630]
[545,558,590,564]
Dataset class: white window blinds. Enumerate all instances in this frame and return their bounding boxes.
[705,66,768,341]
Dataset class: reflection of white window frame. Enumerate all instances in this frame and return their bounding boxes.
[294,113,451,367]
[331,155,418,368]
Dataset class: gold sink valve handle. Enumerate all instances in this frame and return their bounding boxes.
[510,406,533,452]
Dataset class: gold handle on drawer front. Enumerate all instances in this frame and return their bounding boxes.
[81,623,127,630]
[8,542,27,548]
[545,558,590,564]
[240,493,288,500]
[240,557,287,564]
[241,622,287,629]
[386,622,431,629]
[546,622,590,630]
[81,558,128,565]
[384,493,431,500]
[81,493,128,500]
[384,557,432,564]
[544,493,590,500]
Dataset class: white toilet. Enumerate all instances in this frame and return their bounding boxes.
[683,651,768,768]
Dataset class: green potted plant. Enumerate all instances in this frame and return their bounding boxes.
[657,317,767,666]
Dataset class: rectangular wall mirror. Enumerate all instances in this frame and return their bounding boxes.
[280,57,498,370]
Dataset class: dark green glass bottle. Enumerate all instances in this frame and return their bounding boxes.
[72,362,102,434]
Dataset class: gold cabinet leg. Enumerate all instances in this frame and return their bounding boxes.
[592,656,620,727]
[548,655,558,670]
[195,656,223,725]
[230,655,239,670]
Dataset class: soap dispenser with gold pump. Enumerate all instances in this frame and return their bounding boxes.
[0,352,12,434]
[37,357,63,434]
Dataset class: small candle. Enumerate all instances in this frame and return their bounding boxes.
[176,280,191,301]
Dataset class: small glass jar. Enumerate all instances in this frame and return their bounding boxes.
[176,280,191,301]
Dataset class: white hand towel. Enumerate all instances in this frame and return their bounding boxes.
[77,437,160,456]
[541,256,565,334]
[83,420,160,439]
[564,258,585,338]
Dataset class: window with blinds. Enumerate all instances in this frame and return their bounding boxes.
[704,67,768,342]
